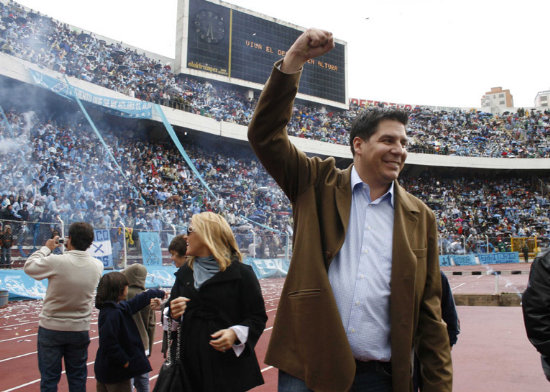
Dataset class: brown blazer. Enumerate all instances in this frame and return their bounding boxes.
[248,63,452,392]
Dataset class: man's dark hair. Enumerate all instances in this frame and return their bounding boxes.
[349,108,409,155]
[95,272,128,308]
[168,234,188,256]
[68,222,94,251]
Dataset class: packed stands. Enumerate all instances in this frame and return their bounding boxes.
[0,103,291,262]
[0,0,549,268]
[1,0,550,158]
[1,103,548,259]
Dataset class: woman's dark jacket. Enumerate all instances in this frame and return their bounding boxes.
[94,288,165,384]
[169,260,267,392]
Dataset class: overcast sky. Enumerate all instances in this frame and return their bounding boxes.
[14,0,550,108]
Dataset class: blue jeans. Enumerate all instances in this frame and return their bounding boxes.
[1,247,11,267]
[278,365,392,392]
[37,327,90,392]
[131,372,150,392]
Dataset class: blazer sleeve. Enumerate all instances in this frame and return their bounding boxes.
[415,210,453,391]
[247,62,319,203]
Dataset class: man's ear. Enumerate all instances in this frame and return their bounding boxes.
[352,137,364,156]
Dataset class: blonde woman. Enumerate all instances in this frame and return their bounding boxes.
[167,212,267,392]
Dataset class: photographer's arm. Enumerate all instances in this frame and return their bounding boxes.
[23,237,62,279]
[45,236,61,251]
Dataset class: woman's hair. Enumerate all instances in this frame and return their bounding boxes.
[168,234,188,257]
[188,212,241,271]
[95,272,128,308]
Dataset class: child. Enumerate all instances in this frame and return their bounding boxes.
[161,235,188,358]
[122,264,156,392]
[94,272,165,392]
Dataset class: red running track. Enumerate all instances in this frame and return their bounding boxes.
[1,270,548,391]
[0,279,282,392]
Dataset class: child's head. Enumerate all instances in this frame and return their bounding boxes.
[168,234,188,268]
[95,272,129,308]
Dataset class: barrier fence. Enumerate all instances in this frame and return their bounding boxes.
[1,218,541,270]
[0,219,291,269]
[2,218,541,300]
[439,233,543,260]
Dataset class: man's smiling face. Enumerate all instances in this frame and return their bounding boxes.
[353,119,408,191]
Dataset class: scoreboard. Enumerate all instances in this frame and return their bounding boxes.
[182,0,347,105]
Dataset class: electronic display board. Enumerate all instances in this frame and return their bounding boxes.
[186,0,346,104]
[187,0,231,76]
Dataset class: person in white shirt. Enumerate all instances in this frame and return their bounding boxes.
[24,222,104,392]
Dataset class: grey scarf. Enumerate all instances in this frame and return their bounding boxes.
[193,256,220,289]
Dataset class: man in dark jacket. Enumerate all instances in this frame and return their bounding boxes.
[414,271,460,389]
[522,249,550,381]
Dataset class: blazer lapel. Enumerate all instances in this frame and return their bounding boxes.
[335,166,353,234]
[326,166,353,268]
[391,182,420,325]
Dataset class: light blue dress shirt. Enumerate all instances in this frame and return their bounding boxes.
[328,166,394,362]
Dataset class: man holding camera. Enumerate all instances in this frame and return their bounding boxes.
[24,222,104,392]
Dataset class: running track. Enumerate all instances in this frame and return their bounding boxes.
[1,270,548,391]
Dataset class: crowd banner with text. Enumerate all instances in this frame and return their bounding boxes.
[439,255,453,267]
[28,68,153,118]
[450,254,478,266]
[89,229,113,269]
[477,252,520,264]
[244,257,289,279]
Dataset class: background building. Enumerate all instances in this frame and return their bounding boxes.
[481,87,514,114]
[535,89,550,109]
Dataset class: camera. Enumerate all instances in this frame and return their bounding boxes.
[57,238,65,244]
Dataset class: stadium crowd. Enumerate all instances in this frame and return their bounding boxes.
[401,175,550,253]
[1,105,549,259]
[0,1,549,265]
[0,106,291,232]
[1,0,550,158]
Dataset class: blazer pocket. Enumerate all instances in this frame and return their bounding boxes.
[288,288,321,298]
[412,248,427,259]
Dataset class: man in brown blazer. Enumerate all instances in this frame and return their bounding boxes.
[248,28,452,392]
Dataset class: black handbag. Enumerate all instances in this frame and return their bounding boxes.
[153,318,192,392]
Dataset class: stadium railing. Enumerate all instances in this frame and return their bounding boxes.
[1,219,291,270]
